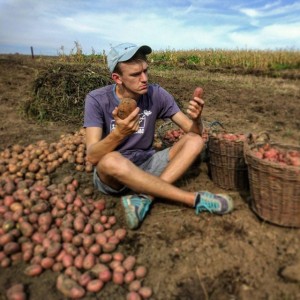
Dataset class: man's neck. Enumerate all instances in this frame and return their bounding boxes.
[115,84,139,101]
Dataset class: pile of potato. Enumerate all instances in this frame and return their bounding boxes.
[210,132,247,142]
[0,129,153,299]
[253,144,300,167]
[0,128,93,184]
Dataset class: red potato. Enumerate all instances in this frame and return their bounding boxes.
[83,223,93,234]
[4,195,14,207]
[124,270,136,284]
[114,228,127,241]
[95,233,107,246]
[113,271,124,285]
[41,257,55,269]
[98,269,112,283]
[88,244,101,255]
[0,233,14,246]
[113,252,125,262]
[123,255,136,271]
[108,236,120,245]
[109,260,121,270]
[93,199,106,211]
[22,250,33,262]
[86,279,104,293]
[64,243,79,257]
[6,283,26,300]
[10,252,22,263]
[74,254,84,269]
[56,274,85,299]
[24,264,43,277]
[52,246,64,261]
[102,242,116,253]
[128,280,142,292]
[62,254,74,268]
[103,229,114,238]
[61,228,74,242]
[52,262,64,272]
[31,232,45,244]
[47,242,62,258]
[31,201,50,214]
[83,235,94,249]
[1,257,11,268]
[38,212,52,227]
[73,216,85,232]
[126,291,142,300]
[100,215,107,224]
[138,286,153,299]
[28,213,38,224]
[4,242,20,255]
[99,253,112,263]
[93,223,104,233]
[114,264,126,274]
[19,222,34,238]
[72,235,83,247]
[193,87,203,98]
[65,266,81,282]
[78,271,93,287]
[135,266,147,279]
[83,253,96,270]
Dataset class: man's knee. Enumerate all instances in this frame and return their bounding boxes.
[184,132,204,152]
[97,152,130,177]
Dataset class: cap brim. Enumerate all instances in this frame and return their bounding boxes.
[118,45,152,63]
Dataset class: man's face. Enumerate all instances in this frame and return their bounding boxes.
[118,60,149,96]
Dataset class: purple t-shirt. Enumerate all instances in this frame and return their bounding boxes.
[83,84,180,165]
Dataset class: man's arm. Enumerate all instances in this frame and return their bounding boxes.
[171,111,203,135]
[86,106,140,165]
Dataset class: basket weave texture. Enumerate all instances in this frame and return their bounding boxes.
[208,135,249,190]
[244,141,300,228]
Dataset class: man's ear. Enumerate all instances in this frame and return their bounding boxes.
[112,72,122,84]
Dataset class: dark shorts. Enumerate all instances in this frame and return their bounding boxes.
[93,148,170,195]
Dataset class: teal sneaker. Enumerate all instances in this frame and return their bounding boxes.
[121,194,152,230]
[195,191,234,215]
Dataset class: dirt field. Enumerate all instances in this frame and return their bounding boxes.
[0,55,300,300]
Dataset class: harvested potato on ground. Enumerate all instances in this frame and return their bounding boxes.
[117,98,137,119]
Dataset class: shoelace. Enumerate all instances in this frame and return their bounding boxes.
[196,201,220,214]
[129,196,151,220]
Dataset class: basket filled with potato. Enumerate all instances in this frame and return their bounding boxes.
[244,133,300,227]
[207,122,249,191]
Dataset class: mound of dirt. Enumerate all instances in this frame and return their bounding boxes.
[25,63,112,124]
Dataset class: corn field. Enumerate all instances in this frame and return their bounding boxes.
[58,42,300,71]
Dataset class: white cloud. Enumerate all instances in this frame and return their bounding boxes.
[230,22,300,49]
[0,0,299,54]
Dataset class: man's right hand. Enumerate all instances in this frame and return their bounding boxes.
[112,106,140,138]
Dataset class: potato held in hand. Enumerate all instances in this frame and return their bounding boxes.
[117,98,137,119]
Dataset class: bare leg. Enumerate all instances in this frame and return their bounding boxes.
[160,132,204,183]
[97,151,198,207]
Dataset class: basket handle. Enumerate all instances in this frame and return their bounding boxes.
[208,120,225,134]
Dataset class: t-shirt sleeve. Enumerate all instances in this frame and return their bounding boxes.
[83,93,104,128]
[156,86,180,119]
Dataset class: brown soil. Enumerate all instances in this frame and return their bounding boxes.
[0,55,300,300]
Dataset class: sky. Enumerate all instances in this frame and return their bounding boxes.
[0,0,300,56]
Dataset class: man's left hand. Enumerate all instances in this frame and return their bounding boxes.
[186,87,204,121]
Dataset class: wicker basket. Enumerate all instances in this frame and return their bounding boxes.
[207,124,249,191]
[244,134,300,228]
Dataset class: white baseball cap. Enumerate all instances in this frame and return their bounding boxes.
[107,42,152,73]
